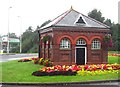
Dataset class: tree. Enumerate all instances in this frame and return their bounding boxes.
[10,43,19,53]
[88,9,105,23]
[21,26,40,53]
[117,24,120,51]
[9,33,18,38]
[40,20,51,28]
[21,26,34,53]
[22,26,33,41]
[104,19,112,27]
[88,9,119,51]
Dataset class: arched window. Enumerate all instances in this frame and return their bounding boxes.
[76,39,86,45]
[91,39,101,49]
[60,38,71,49]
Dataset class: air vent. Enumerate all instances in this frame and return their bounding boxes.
[76,17,86,24]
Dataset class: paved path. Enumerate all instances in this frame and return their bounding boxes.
[0,53,38,62]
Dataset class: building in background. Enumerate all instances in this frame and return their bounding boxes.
[0,35,20,53]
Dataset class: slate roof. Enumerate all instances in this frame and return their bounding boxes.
[40,7,110,30]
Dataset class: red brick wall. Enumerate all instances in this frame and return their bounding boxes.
[40,27,109,65]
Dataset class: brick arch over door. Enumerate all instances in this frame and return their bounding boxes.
[74,36,89,44]
[90,36,102,44]
[57,35,74,44]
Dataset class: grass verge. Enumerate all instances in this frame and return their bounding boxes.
[108,56,119,64]
[0,56,119,83]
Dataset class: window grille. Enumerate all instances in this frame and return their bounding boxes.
[60,38,70,49]
[92,39,101,49]
[76,39,86,45]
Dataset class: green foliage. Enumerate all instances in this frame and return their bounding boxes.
[10,45,19,53]
[77,69,120,76]
[42,35,51,43]
[9,33,18,39]
[103,35,111,43]
[104,19,112,27]
[40,20,51,28]
[117,24,120,51]
[21,20,51,53]
[88,9,105,23]
[110,24,120,51]
[39,58,44,65]
[21,26,39,53]
[33,58,53,67]
[88,9,120,51]
[43,59,52,67]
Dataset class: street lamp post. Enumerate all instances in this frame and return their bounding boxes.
[38,30,41,58]
[18,16,22,53]
[7,7,12,54]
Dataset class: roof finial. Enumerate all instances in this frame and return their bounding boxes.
[70,6,73,10]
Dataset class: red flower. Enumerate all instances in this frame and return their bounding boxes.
[103,64,108,70]
[72,65,79,71]
[84,65,89,70]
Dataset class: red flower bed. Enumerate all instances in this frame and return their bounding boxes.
[18,57,38,62]
[32,58,53,67]
[18,58,32,62]
[32,64,120,76]
[108,53,120,57]
[31,57,39,61]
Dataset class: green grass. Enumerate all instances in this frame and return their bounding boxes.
[108,51,119,54]
[108,56,119,64]
[0,63,2,82]
[0,56,119,83]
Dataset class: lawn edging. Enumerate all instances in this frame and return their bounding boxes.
[1,79,119,86]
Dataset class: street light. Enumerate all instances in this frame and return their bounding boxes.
[7,6,12,54]
[18,16,22,53]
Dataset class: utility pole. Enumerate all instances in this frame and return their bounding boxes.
[18,16,22,53]
[7,7,12,54]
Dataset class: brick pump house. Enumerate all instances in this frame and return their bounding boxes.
[38,7,110,65]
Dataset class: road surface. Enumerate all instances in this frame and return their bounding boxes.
[0,53,38,62]
[1,82,120,87]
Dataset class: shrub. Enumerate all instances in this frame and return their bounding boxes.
[43,59,52,67]
[32,58,53,67]
[39,58,44,65]
[33,58,39,64]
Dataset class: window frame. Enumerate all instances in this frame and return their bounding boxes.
[60,38,71,49]
[91,39,101,50]
[76,39,86,45]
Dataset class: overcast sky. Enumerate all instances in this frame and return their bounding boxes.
[0,0,119,36]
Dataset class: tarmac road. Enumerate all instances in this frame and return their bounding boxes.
[1,82,120,87]
[0,53,38,62]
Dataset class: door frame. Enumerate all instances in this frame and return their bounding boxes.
[75,47,87,65]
